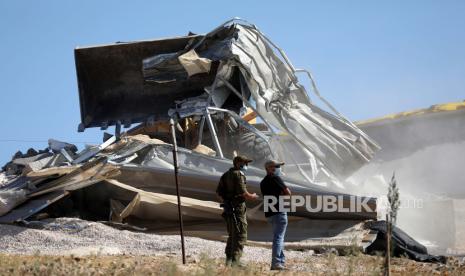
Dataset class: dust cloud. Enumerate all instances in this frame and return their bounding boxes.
[347,140,465,255]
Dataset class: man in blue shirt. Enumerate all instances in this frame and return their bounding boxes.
[260,160,291,270]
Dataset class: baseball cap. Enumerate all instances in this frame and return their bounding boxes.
[233,155,253,164]
[264,160,285,168]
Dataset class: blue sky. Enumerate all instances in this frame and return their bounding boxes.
[0,1,464,165]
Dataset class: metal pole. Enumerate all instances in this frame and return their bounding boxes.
[204,108,224,158]
[115,121,121,139]
[170,118,186,264]
[385,213,391,276]
[197,115,206,145]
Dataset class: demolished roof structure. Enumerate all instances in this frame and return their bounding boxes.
[75,18,380,185]
[0,18,446,260]
[0,134,378,251]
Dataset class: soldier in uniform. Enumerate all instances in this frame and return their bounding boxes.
[216,155,258,266]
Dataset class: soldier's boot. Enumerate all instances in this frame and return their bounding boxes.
[225,235,233,266]
[225,254,233,266]
[231,259,245,268]
[231,248,245,268]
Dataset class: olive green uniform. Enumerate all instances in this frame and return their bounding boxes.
[216,168,248,264]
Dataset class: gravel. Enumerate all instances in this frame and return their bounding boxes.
[0,218,310,263]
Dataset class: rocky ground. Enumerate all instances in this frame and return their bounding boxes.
[0,217,310,261]
[0,218,464,275]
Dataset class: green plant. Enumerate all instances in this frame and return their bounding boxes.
[388,173,400,225]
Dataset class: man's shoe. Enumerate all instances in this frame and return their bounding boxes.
[270,264,286,270]
[231,261,246,268]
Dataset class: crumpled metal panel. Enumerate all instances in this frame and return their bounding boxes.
[74,19,379,180]
[138,21,379,179]
[0,191,68,224]
[101,139,377,220]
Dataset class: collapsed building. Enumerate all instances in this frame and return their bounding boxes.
[0,19,452,261]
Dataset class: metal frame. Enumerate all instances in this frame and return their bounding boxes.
[219,77,276,134]
[195,105,275,160]
[204,107,224,158]
[207,106,270,143]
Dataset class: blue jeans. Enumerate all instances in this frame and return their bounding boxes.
[268,212,288,267]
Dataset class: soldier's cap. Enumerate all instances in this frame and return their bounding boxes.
[233,155,253,164]
[265,160,285,169]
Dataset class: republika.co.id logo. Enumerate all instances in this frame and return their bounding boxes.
[263,195,376,213]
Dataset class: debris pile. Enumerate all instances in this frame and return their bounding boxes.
[0,18,445,261]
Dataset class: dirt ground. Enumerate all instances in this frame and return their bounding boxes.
[0,253,463,276]
[0,218,463,275]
